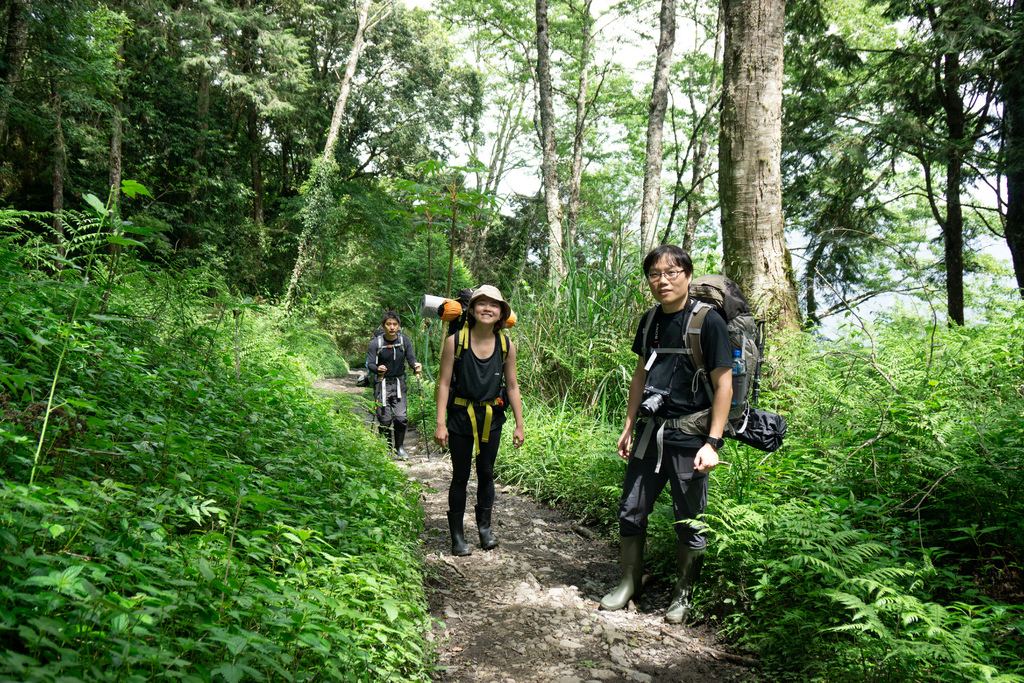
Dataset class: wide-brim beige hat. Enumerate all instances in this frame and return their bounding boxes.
[469,285,512,321]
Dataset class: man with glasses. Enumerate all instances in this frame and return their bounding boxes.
[600,245,733,624]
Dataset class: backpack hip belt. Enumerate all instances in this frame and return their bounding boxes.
[634,406,750,473]
[452,396,504,455]
[376,374,404,400]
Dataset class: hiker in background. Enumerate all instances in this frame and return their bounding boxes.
[601,245,733,624]
[434,285,525,556]
[367,311,421,458]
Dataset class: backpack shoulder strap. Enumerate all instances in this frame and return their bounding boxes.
[498,329,508,363]
[685,302,713,373]
[455,318,471,359]
[640,305,660,355]
[372,332,384,366]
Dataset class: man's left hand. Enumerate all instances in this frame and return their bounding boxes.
[694,443,720,473]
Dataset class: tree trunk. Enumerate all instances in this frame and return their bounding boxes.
[486,78,527,196]
[51,81,65,263]
[108,29,124,219]
[566,0,593,259]
[940,50,964,325]
[719,0,800,329]
[1004,0,1024,297]
[249,102,264,226]
[0,0,30,145]
[639,0,676,254]
[536,0,564,281]
[322,0,372,164]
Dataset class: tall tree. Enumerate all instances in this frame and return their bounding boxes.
[639,0,676,253]
[285,0,377,311]
[565,0,594,255]
[720,0,800,328]
[661,0,722,251]
[536,0,564,281]
[1001,0,1024,297]
[0,0,30,145]
[871,0,1000,325]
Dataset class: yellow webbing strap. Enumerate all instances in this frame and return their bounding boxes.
[457,320,471,357]
[453,396,501,455]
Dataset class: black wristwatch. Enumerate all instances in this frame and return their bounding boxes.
[704,436,725,450]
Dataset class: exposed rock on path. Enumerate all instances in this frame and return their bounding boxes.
[313,373,757,683]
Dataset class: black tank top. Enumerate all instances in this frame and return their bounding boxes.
[453,332,504,403]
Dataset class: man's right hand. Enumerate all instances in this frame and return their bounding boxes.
[617,428,633,461]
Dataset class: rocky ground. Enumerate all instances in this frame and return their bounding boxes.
[313,374,759,683]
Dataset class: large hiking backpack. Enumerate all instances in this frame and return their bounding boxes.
[686,274,766,413]
[431,289,510,403]
[638,274,785,452]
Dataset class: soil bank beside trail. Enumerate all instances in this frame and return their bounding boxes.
[313,374,758,683]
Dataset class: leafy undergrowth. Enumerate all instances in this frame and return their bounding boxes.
[0,208,432,682]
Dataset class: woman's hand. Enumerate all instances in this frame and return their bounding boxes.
[512,425,525,449]
[434,424,449,449]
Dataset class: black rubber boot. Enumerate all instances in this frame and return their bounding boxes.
[446,511,472,556]
[393,423,409,459]
[665,543,705,624]
[600,533,645,610]
[475,506,499,550]
[380,427,393,454]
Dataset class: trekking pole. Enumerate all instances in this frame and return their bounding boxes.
[416,372,430,458]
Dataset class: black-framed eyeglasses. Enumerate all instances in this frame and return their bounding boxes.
[646,269,685,282]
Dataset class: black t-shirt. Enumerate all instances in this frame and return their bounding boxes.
[631,299,733,447]
[367,333,418,378]
[447,332,509,436]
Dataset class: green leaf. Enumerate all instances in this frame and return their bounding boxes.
[120,180,151,199]
[13,322,49,346]
[107,235,145,247]
[213,663,243,683]
[84,193,109,217]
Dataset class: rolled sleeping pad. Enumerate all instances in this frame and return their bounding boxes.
[419,294,447,319]
[419,293,518,328]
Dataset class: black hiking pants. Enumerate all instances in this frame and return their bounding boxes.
[617,444,708,550]
[447,427,501,514]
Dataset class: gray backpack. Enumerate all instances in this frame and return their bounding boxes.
[638,274,766,437]
[686,274,765,414]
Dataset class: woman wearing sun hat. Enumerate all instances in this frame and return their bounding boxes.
[434,285,525,556]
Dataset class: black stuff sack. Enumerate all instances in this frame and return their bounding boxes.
[731,408,787,453]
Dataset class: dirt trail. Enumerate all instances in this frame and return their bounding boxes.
[313,373,758,683]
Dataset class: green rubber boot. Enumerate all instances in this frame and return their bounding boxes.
[665,543,705,624]
[600,534,645,611]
